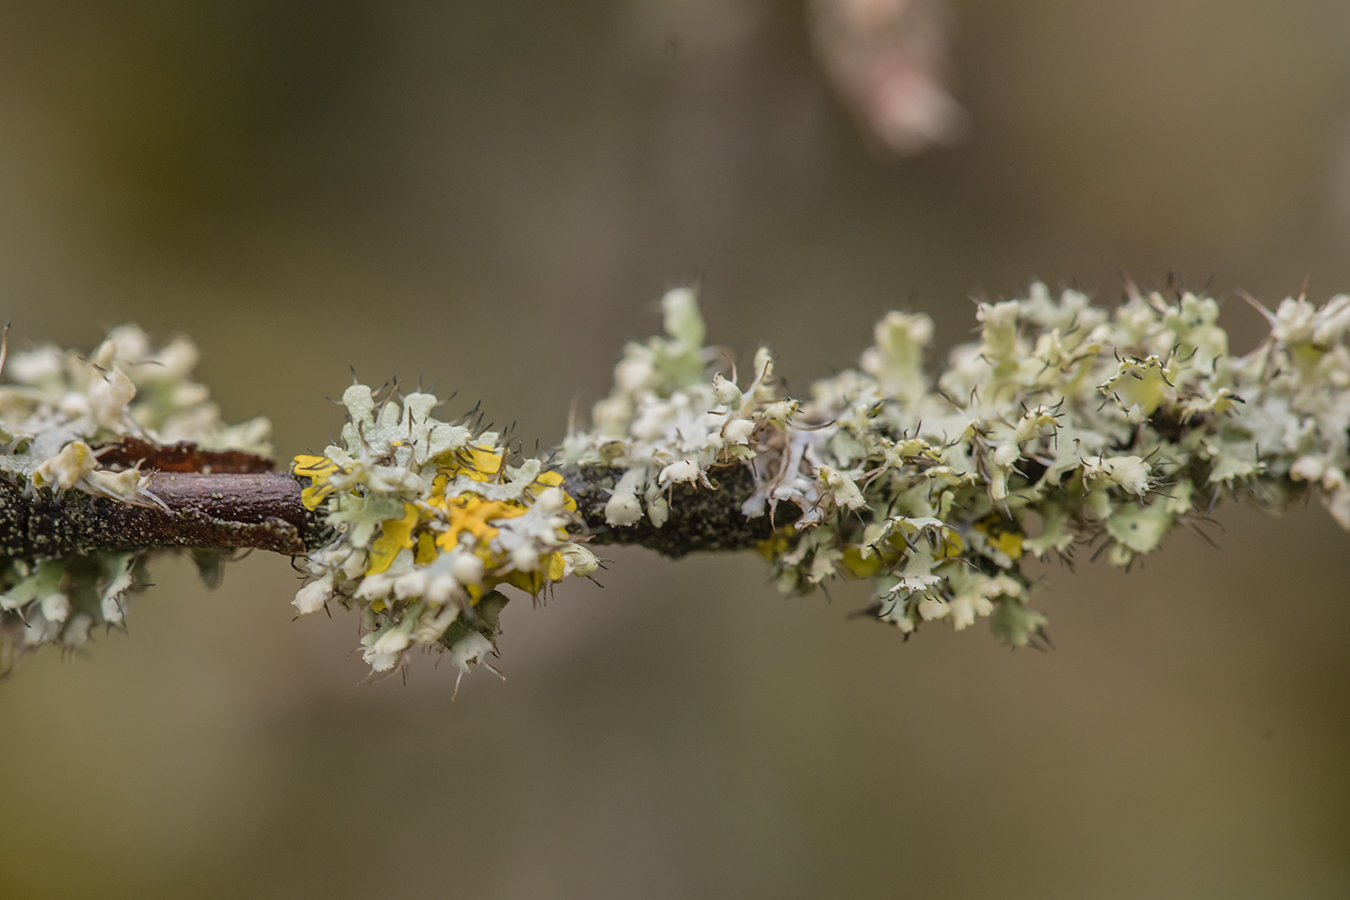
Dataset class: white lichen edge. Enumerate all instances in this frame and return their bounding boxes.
[290,384,598,680]
[0,325,273,672]
[562,284,1350,644]
[6,282,1350,677]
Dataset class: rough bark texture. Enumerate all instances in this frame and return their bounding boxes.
[0,462,787,561]
[563,462,795,557]
[0,472,316,558]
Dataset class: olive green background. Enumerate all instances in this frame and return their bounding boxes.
[0,2,1347,897]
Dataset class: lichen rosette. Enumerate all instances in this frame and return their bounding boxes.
[291,385,598,680]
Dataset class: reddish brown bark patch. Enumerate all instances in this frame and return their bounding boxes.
[95,438,274,474]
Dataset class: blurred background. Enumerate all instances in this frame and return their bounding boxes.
[1,1,1348,897]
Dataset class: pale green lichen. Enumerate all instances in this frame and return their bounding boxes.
[0,325,272,673]
[6,284,1350,679]
[566,284,1350,644]
[0,324,270,483]
[291,385,598,683]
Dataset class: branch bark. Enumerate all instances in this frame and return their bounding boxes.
[564,462,793,556]
[0,472,317,558]
[0,462,787,561]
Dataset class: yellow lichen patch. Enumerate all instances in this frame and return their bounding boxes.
[990,531,1022,560]
[284,379,602,680]
[883,526,961,560]
[367,504,420,574]
[973,517,1022,560]
[415,532,437,566]
[501,569,544,594]
[757,530,792,561]
[443,445,503,482]
[426,456,575,511]
[474,550,568,599]
[532,470,578,512]
[840,545,882,578]
[293,455,340,510]
[432,495,527,551]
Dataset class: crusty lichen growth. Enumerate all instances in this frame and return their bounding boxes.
[0,325,272,672]
[290,386,599,683]
[565,285,1350,645]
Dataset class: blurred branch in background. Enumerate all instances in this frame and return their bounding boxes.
[810,0,967,153]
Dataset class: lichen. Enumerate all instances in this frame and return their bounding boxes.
[290,384,598,682]
[565,284,1350,644]
[0,325,272,673]
[6,282,1350,679]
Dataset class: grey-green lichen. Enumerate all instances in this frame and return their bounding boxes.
[0,325,273,673]
[290,387,598,684]
[565,285,1350,645]
[5,282,1349,680]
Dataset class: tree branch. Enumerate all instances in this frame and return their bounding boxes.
[564,463,793,556]
[5,283,1350,680]
[0,455,803,566]
[0,460,792,560]
[0,472,317,558]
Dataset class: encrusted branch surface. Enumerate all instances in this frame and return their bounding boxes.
[563,463,791,556]
[0,472,315,559]
[0,462,772,559]
[5,282,1350,681]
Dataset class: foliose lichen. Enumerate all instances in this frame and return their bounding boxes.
[0,325,272,672]
[563,284,1350,645]
[290,386,599,684]
[6,281,1349,680]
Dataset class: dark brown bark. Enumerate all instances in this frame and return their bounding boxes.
[0,472,316,559]
[563,462,792,557]
[0,460,794,562]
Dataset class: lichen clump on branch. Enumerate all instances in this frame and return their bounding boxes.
[565,285,1350,644]
[3,280,1349,681]
[0,325,272,672]
[291,387,598,679]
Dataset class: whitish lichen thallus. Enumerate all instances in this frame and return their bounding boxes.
[2,283,1348,683]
